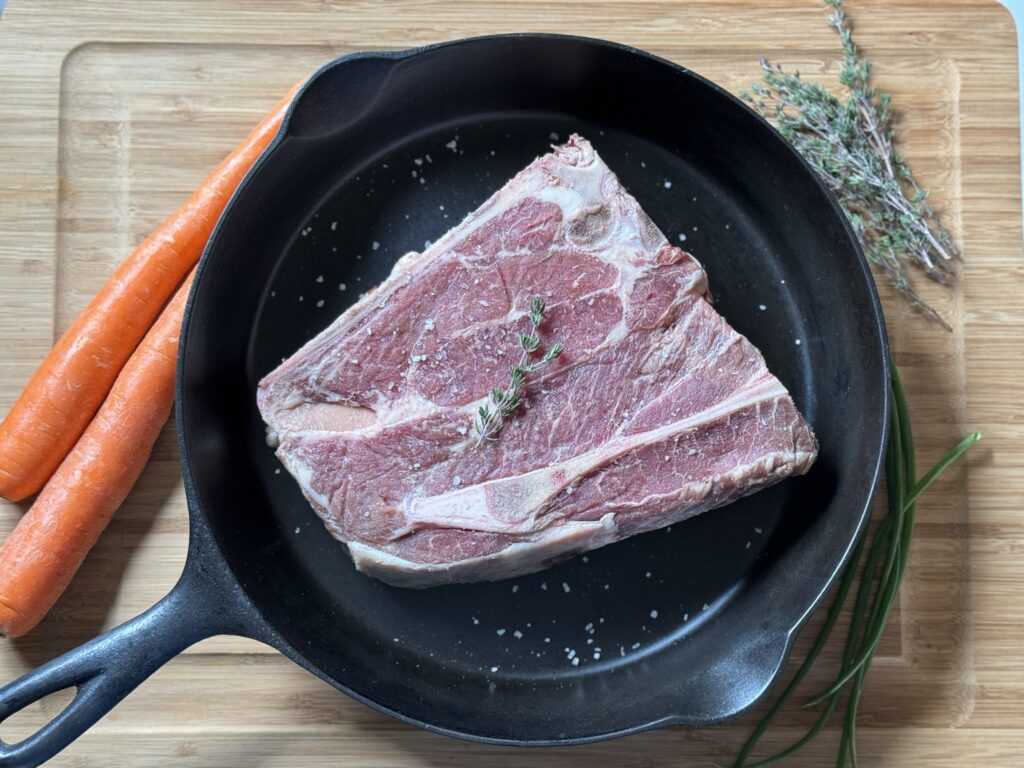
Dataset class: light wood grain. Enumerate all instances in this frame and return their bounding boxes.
[0,0,1021,765]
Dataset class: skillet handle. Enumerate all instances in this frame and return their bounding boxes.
[0,553,254,768]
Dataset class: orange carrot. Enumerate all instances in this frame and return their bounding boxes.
[0,271,195,638]
[0,84,299,502]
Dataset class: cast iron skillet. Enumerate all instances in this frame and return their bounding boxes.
[0,35,888,766]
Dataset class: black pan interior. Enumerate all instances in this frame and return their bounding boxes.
[178,36,887,744]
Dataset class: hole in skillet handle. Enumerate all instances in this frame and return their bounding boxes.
[0,686,76,749]
[285,52,403,140]
[0,548,259,768]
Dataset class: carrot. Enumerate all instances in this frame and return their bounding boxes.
[0,84,299,502]
[0,271,195,638]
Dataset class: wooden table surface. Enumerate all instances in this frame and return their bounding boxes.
[0,0,1021,765]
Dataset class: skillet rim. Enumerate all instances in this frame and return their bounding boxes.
[175,32,890,745]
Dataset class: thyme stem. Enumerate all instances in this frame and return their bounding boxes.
[472,297,563,444]
[741,0,961,327]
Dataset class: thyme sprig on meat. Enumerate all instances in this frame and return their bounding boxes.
[473,297,563,445]
[740,0,959,328]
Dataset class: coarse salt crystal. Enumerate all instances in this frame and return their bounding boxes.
[316,299,325,308]
[338,283,347,291]
[496,628,506,636]
[315,274,324,283]
[562,582,571,593]
[663,180,672,188]
[372,241,380,251]
[650,610,658,619]
[513,630,523,639]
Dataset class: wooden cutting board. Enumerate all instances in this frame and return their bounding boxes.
[0,0,1020,765]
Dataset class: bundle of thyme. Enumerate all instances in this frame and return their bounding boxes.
[725,2,980,766]
[741,0,958,328]
[473,297,563,444]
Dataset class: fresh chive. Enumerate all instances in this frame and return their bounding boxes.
[730,356,978,767]
[736,696,843,768]
[903,432,980,509]
[729,529,867,766]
